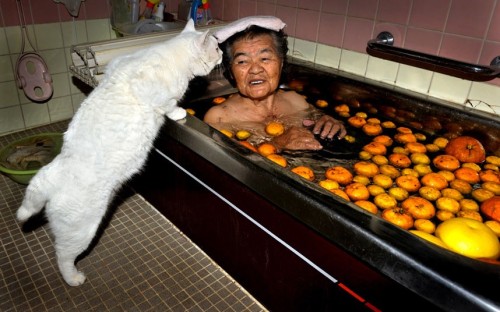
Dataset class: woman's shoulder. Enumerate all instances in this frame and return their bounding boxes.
[280,90,309,108]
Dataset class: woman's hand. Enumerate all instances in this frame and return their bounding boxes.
[271,126,322,151]
[303,115,346,140]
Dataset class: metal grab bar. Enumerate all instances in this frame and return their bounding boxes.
[366,32,500,82]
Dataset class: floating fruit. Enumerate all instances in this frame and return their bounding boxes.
[444,136,486,164]
[410,230,448,249]
[212,97,226,104]
[291,166,315,181]
[266,154,287,168]
[480,196,500,222]
[354,200,378,214]
[236,130,252,140]
[325,166,353,185]
[265,121,285,136]
[257,143,277,156]
[435,218,500,259]
[402,197,436,219]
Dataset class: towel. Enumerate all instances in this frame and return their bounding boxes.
[213,16,286,43]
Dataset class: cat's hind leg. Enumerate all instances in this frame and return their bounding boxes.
[48,197,108,286]
[17,176,49,222]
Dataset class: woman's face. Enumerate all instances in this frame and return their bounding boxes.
[230,34,283,101]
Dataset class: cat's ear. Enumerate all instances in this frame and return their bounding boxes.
[182,19,196,33]
[197,30,211,46]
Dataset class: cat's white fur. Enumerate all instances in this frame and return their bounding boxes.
[16,19,222,286]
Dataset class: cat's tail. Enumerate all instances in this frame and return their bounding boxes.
[17,174,49,222]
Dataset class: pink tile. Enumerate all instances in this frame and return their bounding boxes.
[347,0,377,19]
[318,12,345,47]
[373,23,406,47]
[223,1,239,21]
[377,0,411,24]
[238,0,257,18]
[343,17,374,52]
[445,0,494,38]
[276,5,297,36]
[439,34,482,64]
[256,2,277,16]
[487,2,500,41]
[298,0,321,11]
[2,0,22,26]
[210,0,224,20]
[295,9,319,41]
[479,41,500,67]
[277,0,298,7]
[31,0,60,24]
[404,28,442,55]
[83,0,111,20]
[409,0,449,31]
[322,0,348,14]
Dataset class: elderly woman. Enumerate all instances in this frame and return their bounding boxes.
[204,16,346,151]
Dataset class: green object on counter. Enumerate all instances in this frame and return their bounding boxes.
[0,133,63,185]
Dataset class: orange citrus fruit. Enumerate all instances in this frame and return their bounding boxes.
[345,182,370,201]
[421,172,449,190]
[325,166,353,185]
[395,175,421,192]
[265,121,285,136]
[433,154,460,171]
[413,219,436,234]
[257,143,277,156]
[318,179,340,191]
[354,200,378,214]
[266,154,287,167]
[330,188,350,201]
[353,161,380,178]
[291,166,315,181]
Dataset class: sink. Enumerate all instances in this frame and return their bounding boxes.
[114,20,186,36]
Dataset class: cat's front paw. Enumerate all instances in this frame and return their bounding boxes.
[63,271,86,287]
[167,107,187,121]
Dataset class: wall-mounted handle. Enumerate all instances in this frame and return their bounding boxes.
[367,32,500,82]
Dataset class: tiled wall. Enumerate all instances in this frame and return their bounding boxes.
[1,0,499,136]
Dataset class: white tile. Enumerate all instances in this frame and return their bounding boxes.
[291,38,316,63]
[429,73,471,104]
[48,95,74,122]
[0,29,9,55]
[0,106,24,134]
[34,23,64,50]
[315,44,341,69]
[0,55,15,82]
[38,48,68,74]
[71,93,87,112]
[21,102,51,128]
[0,81,20,108]
[467,82,500,116]
[86,19,112,42]
[395,64,433,94]
[365,56,399,85]
[5,26,24,55]
[338,49,368,77]
[61,20,88,47]
[51,73,71,98]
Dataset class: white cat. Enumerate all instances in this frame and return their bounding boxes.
[16,19,222,286]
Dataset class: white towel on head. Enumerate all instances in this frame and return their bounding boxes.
[213,16,286,43]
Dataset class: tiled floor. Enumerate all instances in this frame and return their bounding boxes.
[0,121,267,312]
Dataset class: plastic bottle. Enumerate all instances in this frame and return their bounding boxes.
[130,0,139,23]
[154,2,164,22]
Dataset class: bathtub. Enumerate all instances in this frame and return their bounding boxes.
[132,60,500,312]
